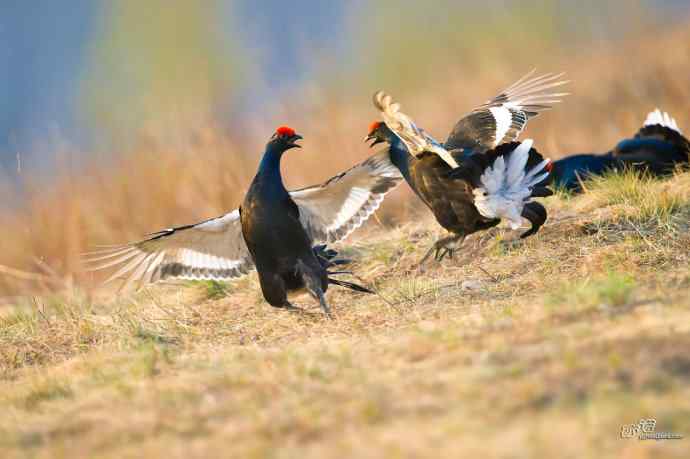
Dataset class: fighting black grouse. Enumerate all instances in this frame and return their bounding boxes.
[86,126,403,315]
[364,77,558,262]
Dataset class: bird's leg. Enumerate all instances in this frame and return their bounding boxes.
[315,289,333,319]
[435,234,465,261]
[304,285,332,318]
[418,234,465,266]
[297,259,333,318]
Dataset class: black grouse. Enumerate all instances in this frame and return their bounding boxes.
[550,109,690,191]
[365,87,554,263]
[86,126,403,315]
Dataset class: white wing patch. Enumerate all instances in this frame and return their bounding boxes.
[326,186,371,233]
[644,108,681,134]
[488,106,513,147]
[290,150,403,243]
[472,139,551,228]
[84,209,254,290]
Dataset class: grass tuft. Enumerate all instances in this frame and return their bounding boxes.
[547,271,637,314]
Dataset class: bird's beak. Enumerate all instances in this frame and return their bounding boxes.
[364,134,383,148]
[288,134,303,148]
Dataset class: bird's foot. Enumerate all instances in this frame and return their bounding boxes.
[281,302,304,312]
[303,288,333,319]
[417,234,465,267]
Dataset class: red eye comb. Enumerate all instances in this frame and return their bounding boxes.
[545,160,553,173]
[276,126,296,137]
[368,121,381,135]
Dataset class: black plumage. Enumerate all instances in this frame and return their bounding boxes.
[85,126,404,315]
[240,128,369,315]
[407,142,552,262]
[366,81,558,263]
[550,109,690,191]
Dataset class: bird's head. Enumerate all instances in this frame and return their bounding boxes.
[364,121,395,148]
[270,126,303,151]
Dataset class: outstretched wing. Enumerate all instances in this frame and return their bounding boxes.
[373,90,460,168]
[445,71,569,152]
[290,151,403,243]
[84,210,254,290]
[86,152,403,289]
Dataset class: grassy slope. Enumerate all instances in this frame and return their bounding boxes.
[1,170,689,458]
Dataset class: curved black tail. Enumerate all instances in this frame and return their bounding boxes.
[614,111,689,174]
[520,202,548,239]
[613,124,690,176]
[328,277,374,294]
[313,244,351,269]
[313,245,374,294]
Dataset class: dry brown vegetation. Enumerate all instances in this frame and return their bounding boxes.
[1,168,689,458]
[1,20,690,459]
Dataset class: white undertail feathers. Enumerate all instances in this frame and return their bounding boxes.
[472,139,551,229]
[644,109,682,134]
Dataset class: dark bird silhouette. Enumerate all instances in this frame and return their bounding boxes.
[85,126,403,316]
[364,75,561,262]
[550,109,690,191]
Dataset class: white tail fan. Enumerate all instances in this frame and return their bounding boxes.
[644,109,681,134]
[472,139,551,229]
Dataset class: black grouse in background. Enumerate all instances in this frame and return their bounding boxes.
[86,126,403,316]
[365,75,560,263]
[550,109,690,191]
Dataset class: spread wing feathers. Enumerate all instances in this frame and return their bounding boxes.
[83,210,254,290]
[445,71,569,151]
[290,150,403,243]
[644,108,681,134]
[471,139,551,229]
[373,90,460,168]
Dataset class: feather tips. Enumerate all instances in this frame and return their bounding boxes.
[445,71,569,151]
[373,90,460,168]
[644,108,682,134]
[83,211,254,289]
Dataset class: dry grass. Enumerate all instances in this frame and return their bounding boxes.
[1,168,689,458]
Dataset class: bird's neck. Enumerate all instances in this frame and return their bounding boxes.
[388,137,415,184]
[257,147,287,192]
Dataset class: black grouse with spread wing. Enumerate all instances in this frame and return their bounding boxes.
[365,88,554,263]
[86,126,402,315]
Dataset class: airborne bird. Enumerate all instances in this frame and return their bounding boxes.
[86,126,403,316]
[549,109,690,191]
[364,72,563,262]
